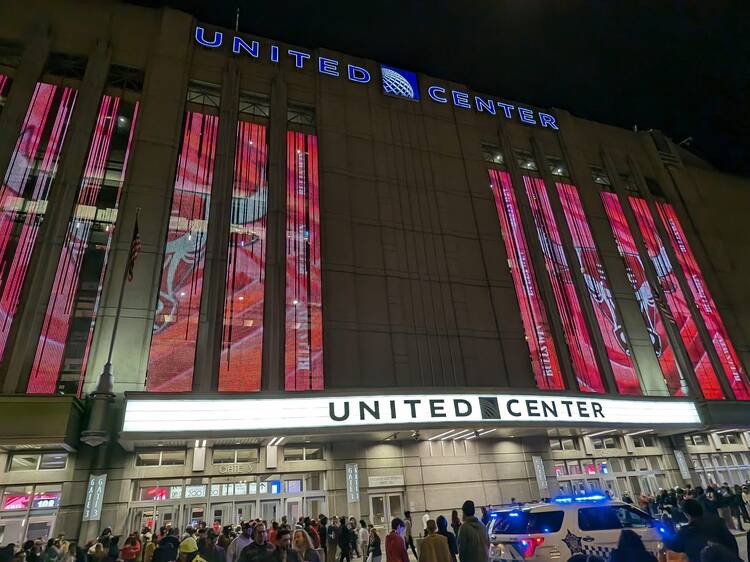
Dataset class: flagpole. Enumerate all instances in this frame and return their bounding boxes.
[93,207,141,395]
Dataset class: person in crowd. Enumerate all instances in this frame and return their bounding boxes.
[218,528,233,551]
[450,511,461,538]
[120,535,142,562]
[356,522,368,562]
[366,525,381,562]
[661,498,738,562]
[178,538,206,562]
[734,484,750,524]
[435,516,457,562]
[695,487,718,517]
[621,491,633,504]
[213,522,222,536]
[608,529,656,562]
[418,520,451,562]
[41,540,59,562]
[317,517,328,561]
[401,512,416,560]
[142,533,156,562]
[199,531,225,562]
[238,524,273,562]
[699,543,743,562]
[384,519,407,562]
[337,516,352,562]
[268,523,280,547]
[227,523,254,562]
[325,517,339,562]
[23,540,40,562]
[346,519,358,559]
[728,485,744,530]
[88,542,107,562]
[420,512,431,537]
[456,500,489,562]
[290,530,319,562]
[303,519,319,551]
[716,484,735,530]
[153,528,180,562]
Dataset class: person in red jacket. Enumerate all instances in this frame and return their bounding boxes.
[385,519,408,562]
[120,535,142,562]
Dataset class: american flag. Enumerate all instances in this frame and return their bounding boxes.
[126,216,141,282]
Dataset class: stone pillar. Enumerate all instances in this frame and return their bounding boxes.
[1,39,111,393]
[261,76,288,391]
[193,61,240,391]
[82,9,194,393]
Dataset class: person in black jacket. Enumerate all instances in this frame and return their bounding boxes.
[337,517,352,562]
[366,526,381,562]
[662,499,738,562]
[608,530,657,562]
[435,516,457,562]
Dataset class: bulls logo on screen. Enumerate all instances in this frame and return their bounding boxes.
[380,65,420,101]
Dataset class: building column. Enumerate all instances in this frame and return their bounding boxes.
[82,8,195,394]
[495,128,579,392]
[627,157,735,400]
[0,23,50,180]
[553,110,668,396]
[193,61,240,391]
[261,76,288,391]
[600,148,702,398]
[530,137,618,394]
[1,39,111,393]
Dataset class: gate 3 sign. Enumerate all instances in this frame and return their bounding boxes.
[122,393,701,433]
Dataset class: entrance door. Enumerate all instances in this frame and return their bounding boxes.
[260,500,280,523]
[236,502,256,524]
[285,498,301,524]
[211,503,233,527]
[26,515,55,541]
[601,477,619,498]
[187,505,206,527]
[369,493,403,529]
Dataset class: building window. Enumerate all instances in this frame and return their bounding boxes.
[546,156,570,179]
[8,453,68,472]
[717,433,741,445]
[592,436,620,450]
[212,449,259,464]
[550,438,578,451]
[285,479,302,493]
[632,435,656,448]
[136,450,185,467]
[305,473,323,491]
[482,144,505,167]
[684,434,707,447]
[590,166,611,186]
[514,150,538,172]
[283,446,323,462]
[619,173,639,194]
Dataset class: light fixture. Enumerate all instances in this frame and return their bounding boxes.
[477,428,497,436]
[440,430,463,441]
[625,429,654,437]
[586,429,617,438]
[268,437,278,446]
[450,430,473,440]
[428,430,456,441]
[276,436,285,445]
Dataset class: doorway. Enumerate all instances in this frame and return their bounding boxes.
[260,500,280,523]
[369,493,403,529]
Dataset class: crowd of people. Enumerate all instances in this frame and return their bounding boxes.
[0,487,747,562]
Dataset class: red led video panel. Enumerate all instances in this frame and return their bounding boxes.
[488,170,564,390]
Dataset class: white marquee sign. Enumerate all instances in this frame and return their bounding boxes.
[122,393,701,433]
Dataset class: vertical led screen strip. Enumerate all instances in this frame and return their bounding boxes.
[657,202,750,399]
[488,170,564,390]
[523,176,605,393]
[218,121,268,391]
[556,182,641,395]
[285,131,323,391]
[27,96,139,396]
[600,192,688,396]
[0,74,12,116]
[146,112,218,391]
[0,82,77,360]
[629,197,724,399]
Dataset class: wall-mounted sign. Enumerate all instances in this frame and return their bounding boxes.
[368,475,405,488]
[673,450,692,481]
[346,463,360,503]
[531,456,548,496]
[218,463,254,475]
[123,393,701,434]
[82,474,107,522]
[192,26,560,130]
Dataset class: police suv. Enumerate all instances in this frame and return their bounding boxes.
[486,495,665,561]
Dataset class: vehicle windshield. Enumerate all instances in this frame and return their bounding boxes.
[491,510,565,534]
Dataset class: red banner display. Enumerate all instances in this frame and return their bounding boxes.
[523,176,605,393]
[146,112,218,391]
[557,183,641,395]
[657,202,750,399]
[284,131,323,391]
[27,96,139,396]
[600,192,688,396]
[218,121,268,391]
[0,83,77,361]
[629,197,724,399]
[488,170,564,390]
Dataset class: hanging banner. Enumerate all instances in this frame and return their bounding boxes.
[82,473,107,522]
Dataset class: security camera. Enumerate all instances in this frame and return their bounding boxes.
[412,431,421,441]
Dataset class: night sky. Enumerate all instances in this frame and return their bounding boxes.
[135,0,749,176]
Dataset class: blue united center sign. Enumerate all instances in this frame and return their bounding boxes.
[193,26,560,130]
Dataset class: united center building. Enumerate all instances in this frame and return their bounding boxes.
[0,0,750,544]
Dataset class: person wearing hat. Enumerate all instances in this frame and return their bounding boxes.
[456,501,489,562]
[178,537,206,562]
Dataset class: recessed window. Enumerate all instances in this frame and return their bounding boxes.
[8,452,68,472]
[590,166,611,186]
[592,436,619,450]
[632,435,655,448]
[136,450,185,467]
[549,438,578,451]
[283,446,324,461]
[213,449,259,464]
[684,434,707,447]
[514,150,538,171]
[718,433,740,445]
[482,144,505,166]
[546,156,569,178]
[285,480,302,493]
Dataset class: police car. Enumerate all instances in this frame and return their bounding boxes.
[486,494,665,560]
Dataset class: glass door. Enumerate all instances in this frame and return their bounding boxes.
[369,493,403,530]
[210,503,233,527]
[236,502,256,524]
[186,504,206,527]
[260,500,280,523]
[285,498,301,523]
